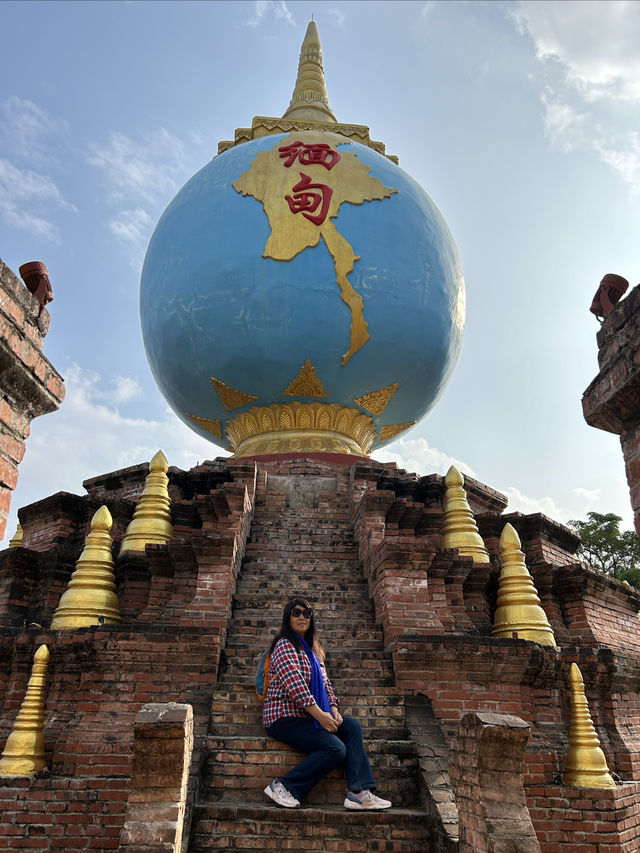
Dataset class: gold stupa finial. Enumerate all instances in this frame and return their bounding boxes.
[282,20,337,123]
[119,450,173,555]
[492,523,556,645]
[8,523,23,547]
[565,664,616,788]
[0,645,50,776]
[440,465,490,563]
[51,505,120,629]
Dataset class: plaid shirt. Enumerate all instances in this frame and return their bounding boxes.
[262,638,339,728]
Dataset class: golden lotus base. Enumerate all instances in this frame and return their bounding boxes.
[233,429,368,458]
[226,402,376,457]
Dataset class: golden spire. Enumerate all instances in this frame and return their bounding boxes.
[0,645,50,776]
[8,523,23,547]
[51,505,120,629]
[119,450,173,555]
[440,465,490,563]
[282,20,337,123]
[565,664,616,788]
[492,523,555,645]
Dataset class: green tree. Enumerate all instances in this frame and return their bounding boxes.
[568,512,640,588]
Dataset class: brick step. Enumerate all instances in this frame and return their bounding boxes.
[202,737,420,808]
[226,622,380,641]
[243,547,358,558]
[223,628,385,646]
[190,802,433,852]
[248,521,354,532]
[210,687,402,712]
[232,591,371,608]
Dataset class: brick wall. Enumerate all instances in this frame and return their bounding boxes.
[0,260,65,541]
[583,282,640,536]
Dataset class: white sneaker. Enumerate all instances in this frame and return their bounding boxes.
[264,780,300,809]
[344,789,392,810]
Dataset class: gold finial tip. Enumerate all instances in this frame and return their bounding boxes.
[304,19,320,45]
[500,522,521,551]
[34,645,50,662]
[92,505,113,531]
[150,450,168,472]
[444,465,463,487]
[569,663,583,686]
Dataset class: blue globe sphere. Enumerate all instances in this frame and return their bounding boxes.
[140,132,465,453]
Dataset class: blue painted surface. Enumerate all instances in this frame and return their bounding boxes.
[140,133,465,450]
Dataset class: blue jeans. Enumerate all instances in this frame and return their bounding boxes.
[265,715,377,802]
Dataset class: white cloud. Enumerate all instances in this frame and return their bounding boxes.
[246,1,295,27]
[0,158,75,242]
[3,364,228,543]
[0,98,75,241]
[0,96,69,164]
[499,485,572,526]
[513,1,640,194]
[328,8,346,28]
[88,129,195,206]
[88,128,206,260]
[372,436,476,480]
[109,207,154,251]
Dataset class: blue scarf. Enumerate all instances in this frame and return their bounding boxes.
[299,637,331,729]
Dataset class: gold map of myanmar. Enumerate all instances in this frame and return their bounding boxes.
[233,131,397,366]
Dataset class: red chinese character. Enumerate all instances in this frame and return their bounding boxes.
[278,141,341,171]
[285,173,333,226]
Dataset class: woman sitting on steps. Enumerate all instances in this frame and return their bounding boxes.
[263,596,393,811]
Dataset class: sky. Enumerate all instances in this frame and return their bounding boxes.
[1,0,639,542]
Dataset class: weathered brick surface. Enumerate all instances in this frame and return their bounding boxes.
[449,712,540,853]
[583,281,640,535]
[120,703,193,853]
[1,455,640,850]
[0,259,65,541]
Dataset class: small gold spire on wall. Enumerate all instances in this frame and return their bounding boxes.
[51,506,121,629]
[354,383,399,415]
[441,465,490,563]
[379,421,415,442]
[187,414,222,438]
[210,377,258,410]
[283,360,328,397]
[565,664,616,788]
[8,523,23,547]
[0,644,50,776]
[492,523,555,645]
[119,451,174,556]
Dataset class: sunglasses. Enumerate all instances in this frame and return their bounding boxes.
[291,607,313,619]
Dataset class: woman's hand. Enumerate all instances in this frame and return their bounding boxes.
[317,710,339,732]
[308,703,339,732]
[331,706,343,726]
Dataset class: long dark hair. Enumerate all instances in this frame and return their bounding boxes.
[269,596,324,661]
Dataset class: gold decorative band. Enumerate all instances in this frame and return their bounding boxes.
[225,402,376,457]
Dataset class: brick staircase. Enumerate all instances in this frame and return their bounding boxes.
[190,464,437,851]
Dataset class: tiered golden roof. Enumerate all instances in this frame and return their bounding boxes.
[0,645,50,776]
[492,523,555,645]
[565,664,616,788]
[119,450,173,555]
[51,505,120,629]
[440,465,490,562]
[282,20,336,124]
